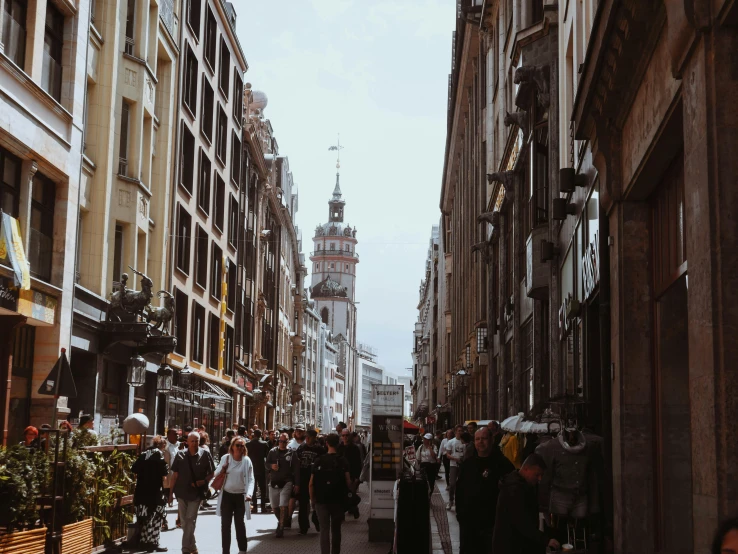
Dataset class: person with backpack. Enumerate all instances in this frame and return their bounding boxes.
[310,433,352,554]
[265,432,300,538]
[296,429,326,534]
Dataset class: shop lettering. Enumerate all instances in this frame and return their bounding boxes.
[582,232,600,300]
[558,293,574,339]
[376,390,399,396]
[377,424,399,431]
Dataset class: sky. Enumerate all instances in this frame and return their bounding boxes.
[236,1,455,377]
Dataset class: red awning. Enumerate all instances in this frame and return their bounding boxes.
[403,420,420,433]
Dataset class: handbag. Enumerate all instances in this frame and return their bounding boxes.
[211,454,229,491]
[186,451,211,500]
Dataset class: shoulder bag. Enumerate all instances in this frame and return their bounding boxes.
[211,454,229,491]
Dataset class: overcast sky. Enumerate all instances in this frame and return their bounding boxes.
[237,1,455,377]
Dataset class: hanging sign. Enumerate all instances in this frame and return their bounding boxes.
[582,232,600,300]
[0,277,18,312]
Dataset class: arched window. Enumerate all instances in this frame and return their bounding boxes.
[321,307,329,324]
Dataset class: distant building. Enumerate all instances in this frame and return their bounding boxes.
[357,343,383,429]
[397,376,413,419]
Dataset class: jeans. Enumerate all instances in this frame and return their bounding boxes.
[448,466,460,503]
[252,472,267,512]
[442,458,451,485]
[221,491,247,554]
[315,502,344,554]
[177,498,201,553]
[297,476,312,532]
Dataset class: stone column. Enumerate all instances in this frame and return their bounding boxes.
[18,160,38,253]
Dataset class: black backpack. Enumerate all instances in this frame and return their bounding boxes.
[313,455,347,505]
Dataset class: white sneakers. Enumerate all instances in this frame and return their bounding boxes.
[445,501,453,510]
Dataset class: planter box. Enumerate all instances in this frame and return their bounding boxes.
[61,518,93,554]
[0,527,45,554]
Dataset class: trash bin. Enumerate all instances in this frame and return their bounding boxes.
[395,468,431,553]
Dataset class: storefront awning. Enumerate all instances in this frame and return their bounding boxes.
[202,381,231,400]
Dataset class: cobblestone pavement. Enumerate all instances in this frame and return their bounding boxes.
[431,468,460,554]
[154,483,394,554]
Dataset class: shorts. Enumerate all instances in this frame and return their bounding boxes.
[550,488,587,518]
[268,481,293,508]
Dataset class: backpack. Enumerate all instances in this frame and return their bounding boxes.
[313,454,347,505]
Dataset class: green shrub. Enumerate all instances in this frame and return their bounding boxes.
[0,446,48,532]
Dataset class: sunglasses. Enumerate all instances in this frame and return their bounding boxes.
[235,444,246,448]
[278,439,288,443]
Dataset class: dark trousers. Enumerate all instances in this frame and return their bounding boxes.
[221,491,248,554]
[252,472,267,512]
[421,462,438,494]
[442,458,451,485]
[459,523,492,554]
[315,502,344,554]
[297,477,312,532]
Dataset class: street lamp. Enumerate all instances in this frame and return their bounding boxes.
[157,362,173,393]
[456,368,470,389]
[476,325,488,354]
[465,344,472,369]
[179,363,194,388]
[127,354,147,387]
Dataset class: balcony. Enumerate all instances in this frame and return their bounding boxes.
[159,0,178,40]
[310,249,359,259]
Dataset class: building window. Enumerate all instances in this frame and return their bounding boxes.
[218,37,230,99]
[201,76,214,143]
[232,70,243,125]
[0,148,21,217]
[3,0,27,68]
[522,318,534,412]
[228,195,238,248]
[225,324,234,376]
[124,0,135,54]
[118,101,130,176]
[208,313,219,369]
[174,288,188,355]
[230,132,241,186]
[321,307,329,325]
[191,302,205,363]
[113,224,124,282]
[183,43,198,116]
[176,205,191,274]
[180,123,195,194]
[215,106,227,164]
[194,224,208,289]
[186,0,201,40]
[29,174,55,282]
[197,149,211,215]
[210,242,222,300]
[227,260,236,312]
[204,5,216,70]
[213,173,225,231]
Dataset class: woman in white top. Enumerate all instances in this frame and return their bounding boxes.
[213,436,255,554]
[416,433,439,495]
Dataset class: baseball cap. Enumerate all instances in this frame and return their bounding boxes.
[423,433,433,440]
[295,423,306,431]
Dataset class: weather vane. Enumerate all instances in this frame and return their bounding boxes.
[328,134,344,169]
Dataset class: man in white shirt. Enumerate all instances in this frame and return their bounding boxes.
[439,429,452,486]
[444,425,466,510]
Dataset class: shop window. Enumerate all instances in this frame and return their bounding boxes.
[228,195,238,248]
[29,174,55,282]
[3,0,27,68]
[227,259,236,312]
[174,288,188,355]
[180,123,195,194]
[200,76,214,143]
[210,242,222,300]
[197,149,211,215]
[208,313,219,369]
[230,132,241,186]
[183,43,198,116]
[191,301,205,363]
[194,224,208,289]
[176,205,191,274]
[0,148,21,218]
[213,172,225,231]
[216,106,227,164]
[203,5,216,70]
[218,37,230,99]
[186,0,201,40]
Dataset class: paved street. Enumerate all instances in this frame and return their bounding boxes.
[154,483,393,554]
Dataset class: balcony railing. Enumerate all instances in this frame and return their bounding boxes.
[310,249,359,259]
[118,157,128,177]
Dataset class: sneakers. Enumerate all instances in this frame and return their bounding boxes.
[445,501,453,510]
[276,526,284,538]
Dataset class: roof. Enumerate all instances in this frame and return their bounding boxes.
[311,275,348,299]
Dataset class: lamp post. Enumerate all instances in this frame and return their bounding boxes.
[476,325,488,354]
[127,354,147,387]
[179,363,193,389]
[157,362,173,393]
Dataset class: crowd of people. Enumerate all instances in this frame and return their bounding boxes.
[130,421,370,554]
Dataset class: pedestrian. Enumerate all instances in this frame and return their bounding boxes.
[237,425,247,438]
[219,429,235,459]
[335,422,346,435]
[338,428,362,519]
[265,432,300,537]
[491,453,560,554]
[267,430,277,449]
[132,436,169,553]
[214,436,254,554]
[712,517,738,554]
[444,425,466,510]
[416,433,440,494]
[352,432,366,462]
[461,431,475,461]
[286,424,306,527]
[199,431,210,453]
[296,429,326,534]
[168,431,215,554]
[163,428,180,531]
[246,429,269,514]
[455,428,514,553]
[487,420,503,449]
[310,433,351,554]
[439,430,452,486]
[20,426,39,449]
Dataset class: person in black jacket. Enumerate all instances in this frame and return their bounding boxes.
[455,427,514,553]
[491,453,560,554]
[296,429,326,534]
[247,429,270,513]
[338,428,362,519]
[132,436,169,553]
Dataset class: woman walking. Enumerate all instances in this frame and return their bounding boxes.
[214,436,255,554]
[132,436,169,552]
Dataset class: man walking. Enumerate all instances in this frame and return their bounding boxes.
[439,430,452,486]
[218,429,235,458]
[296,429,326,534]
[488,420,503,449]
[444,425,466,510]
[491,453,560,554]
[286,424,306,527]
[338,428,362,519]
[455,427,514,553]
[169,431,215,554]
[247,429,269,513]
[310,433,351,554]
[265,432,300,537]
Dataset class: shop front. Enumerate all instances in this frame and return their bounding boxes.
[233,367,255,427]
[166,371,233,444]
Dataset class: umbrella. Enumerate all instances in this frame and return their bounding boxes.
[38,349,77,398]
[501,412,525,433]
[403,420,420,434]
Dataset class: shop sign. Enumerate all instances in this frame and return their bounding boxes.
[18,289,56,324]
[582,232,600,300]
[558,293,580,340]
[370,384,403,520]
[246,380,253,392]
[0,277,18,312]
[235,374,245,388]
